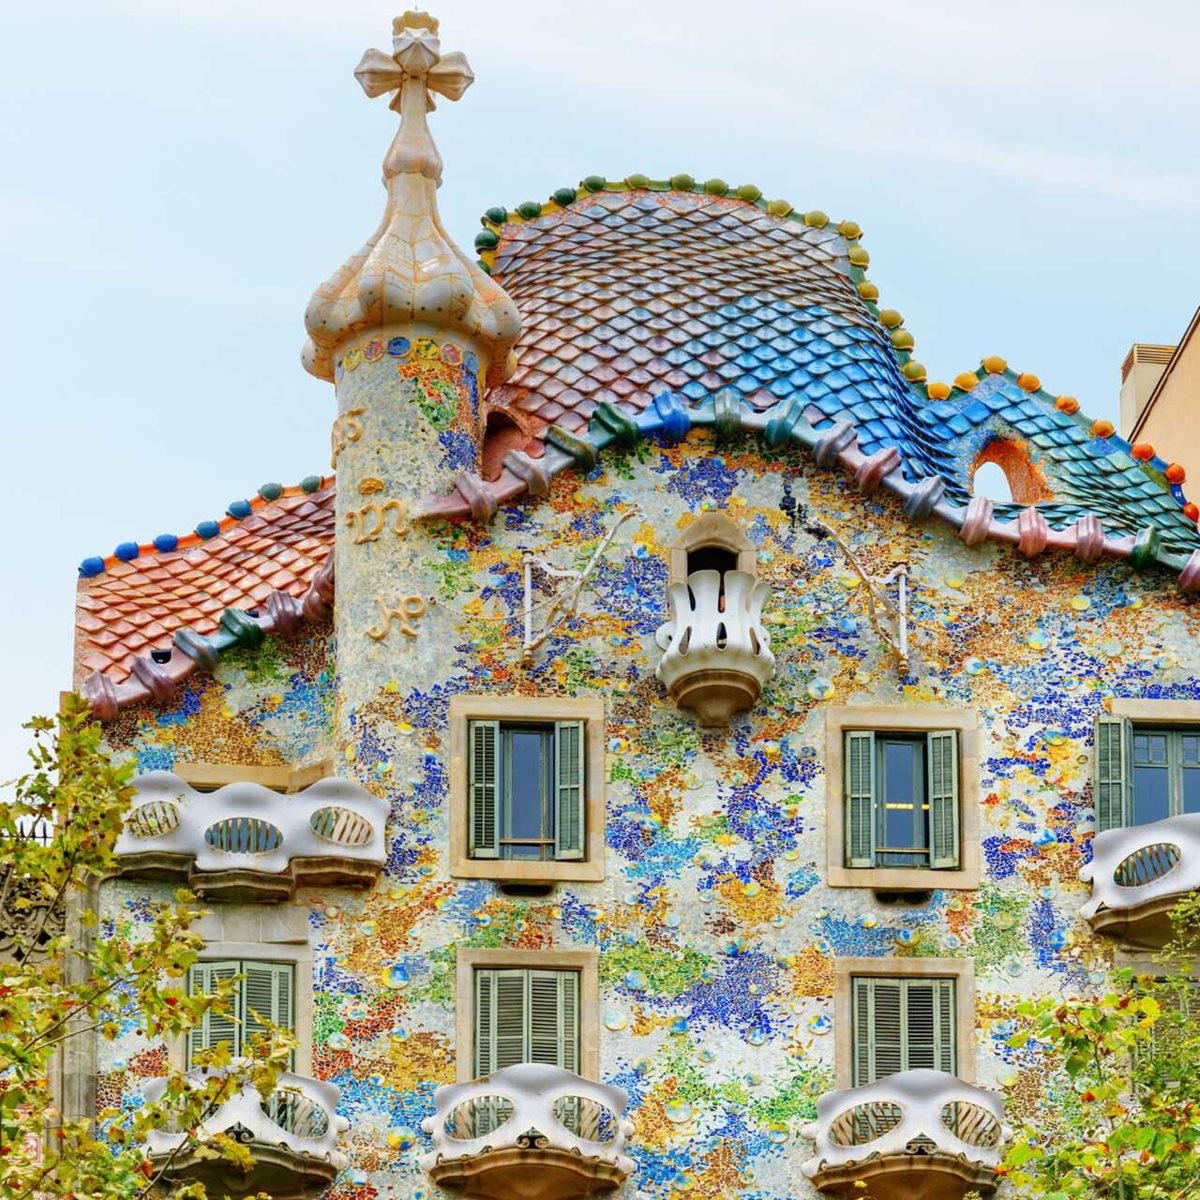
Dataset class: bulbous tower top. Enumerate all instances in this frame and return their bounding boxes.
[302,11,521,385]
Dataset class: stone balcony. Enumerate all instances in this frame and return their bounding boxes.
[655,569,774,726]
[113,772,388,902]
[802,1069,1007,1200]
[420,1063,634,1200]
[1079,812,1200,948]
[144,1070,348,1199]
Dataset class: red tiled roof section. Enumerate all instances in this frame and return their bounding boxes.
[73,485,335,687]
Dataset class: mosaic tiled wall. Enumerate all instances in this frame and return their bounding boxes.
[96,435,1200,1199]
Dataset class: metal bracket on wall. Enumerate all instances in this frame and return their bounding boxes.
[815,522,910,675]
[520,509,640,664]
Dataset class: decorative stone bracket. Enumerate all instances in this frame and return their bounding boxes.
[421,1063,634,1200]
[144,1070,347,1200]
[802,1068,1007,1200]
[114,772,388,903]
[655,569,775,726]
[1080,812,1200,947]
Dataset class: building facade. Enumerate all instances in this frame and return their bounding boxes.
[71,13,1200,1200]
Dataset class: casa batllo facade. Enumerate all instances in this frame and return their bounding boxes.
[70,12,1200,1200]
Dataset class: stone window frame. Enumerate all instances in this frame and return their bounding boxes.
[173,759,333,793]
[669,512,757,585]
[824,705,982,891]
[448,696,606,883]
[833,956,976,1088]
[454,946,600,1083]
[167,907,314,1076]
[1099,699,1200,828]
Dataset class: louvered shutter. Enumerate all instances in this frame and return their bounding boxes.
[927,730,960,869]
[187,960,240,1065]
[468,720,500,858]
[845,731,876,868]
[475,969,495,1079]
[242,962,295,1067]
[554,721,586,860]
[871,978,905,1081]
[1096,716,1131,832]
[935,978,956,1074]
[494,971,528,1070]
[852,977,872,1086]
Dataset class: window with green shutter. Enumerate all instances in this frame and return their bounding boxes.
[468,720,586,862]
[844,730,960,870]
[1096,718,1200,830]
[186,960,295,1068]
[851,976,956,1086]
[474,968,581,1077]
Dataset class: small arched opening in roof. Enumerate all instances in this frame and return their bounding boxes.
[971,438,1053,506]
[481,406,534,481]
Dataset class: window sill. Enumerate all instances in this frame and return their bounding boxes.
[826,863,980,891]
[450,857,605,884]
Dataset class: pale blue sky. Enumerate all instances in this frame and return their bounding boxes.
[1,0,1198,774]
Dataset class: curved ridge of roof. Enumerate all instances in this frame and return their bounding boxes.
[421,389,1200,594]
[470,174,1198,524]
[77,475,333,578]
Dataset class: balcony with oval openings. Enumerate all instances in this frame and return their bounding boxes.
[421,1063,634,1200]
[802,1069,1007,1200]
[144,1071,347,1199]
[655,514,774,727]
[113,773,388,903]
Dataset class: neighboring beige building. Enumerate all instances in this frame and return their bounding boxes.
[1123,309,1200,486]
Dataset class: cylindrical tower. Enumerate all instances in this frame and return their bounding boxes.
[302,10,521,768]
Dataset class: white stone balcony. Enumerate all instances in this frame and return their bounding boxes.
[114,772,388,902]
[802,1069,1007,1200]
[144,1070,348,1199]
[655,569,774,726]
[1079,812,1200,948]
[421,1063,634,1200]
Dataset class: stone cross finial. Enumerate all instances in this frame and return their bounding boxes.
[353,11,475,183]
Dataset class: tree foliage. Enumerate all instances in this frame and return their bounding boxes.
[0,695,293,1199]
[1001,894,1200,1199]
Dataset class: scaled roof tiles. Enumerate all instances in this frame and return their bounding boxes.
[75,482,334,715]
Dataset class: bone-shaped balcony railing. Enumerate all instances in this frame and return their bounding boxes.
[655,569,774,725]
[114,772,388,900]
[421,1064,634,1197]
[144,1070,348,1175]
[802,1069,1007,1183]
[1079,812,1200,931]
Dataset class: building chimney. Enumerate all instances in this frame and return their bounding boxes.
[1120,343,1175,436]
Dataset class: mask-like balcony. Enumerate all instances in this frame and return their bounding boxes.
[655,569,774,727]
[802,1069,1007,1200]
[420,1064,634,1200]
[114,772,388,903]
[1079,813,1200,948]
[144,1070,348,1199]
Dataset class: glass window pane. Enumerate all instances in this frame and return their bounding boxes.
[880,740,926,860]
[507,731,547,840]
[1182,769,1200,815]
[1132,765,1171,825]
[1182,735,1200,765]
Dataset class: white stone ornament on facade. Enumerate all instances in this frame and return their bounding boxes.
[655,569,775,726]
[113,772,389,901]
[802,1068,1007,1197]
[1080,812,1200,944]
[421,1063,635,1198]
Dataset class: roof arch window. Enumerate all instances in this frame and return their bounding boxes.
[970,438,1053,506]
